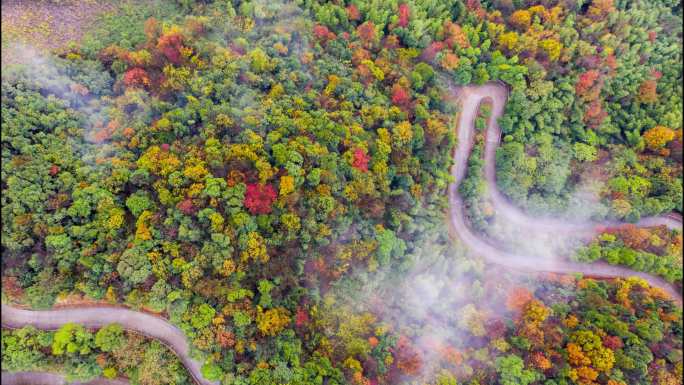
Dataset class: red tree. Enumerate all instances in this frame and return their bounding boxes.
[575,70,600,97]
[244,183,277,215]
[346,4,360,21]
[357,21,376,45]
[313,24,330,40]
[397,4,410,28]
[506,287,533,312]
[394,336,422,376]
[444,21,470,49]
[352,148,370,172]
[177,198,197,215]
[602,335,623,350]
[313,24,335,43]
[123,68,150,88]
[584,100,607,127]
[216,329,235,348]
[392,84,410,107]
[611,224,651,250]
[295,307,309,327]
[157,32,185,65]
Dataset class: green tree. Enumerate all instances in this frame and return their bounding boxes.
[117,246,152,285]
[191,303,216,329]
[95,324,125,352]
[495,354,539,385]
[52,323,93,356]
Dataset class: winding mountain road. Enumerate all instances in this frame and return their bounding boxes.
[449,82,683,303]
[1,83,682,385]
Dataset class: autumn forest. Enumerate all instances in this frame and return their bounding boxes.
[0,0,682,385]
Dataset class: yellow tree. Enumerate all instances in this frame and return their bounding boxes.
[643,126,675,151]
[499,31,519,51]
[539,39,562,61]
[510,10,532,30]
[256,306,290,336]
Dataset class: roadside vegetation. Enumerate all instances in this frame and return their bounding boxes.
[574,224,683,287]
[2,324,192,384]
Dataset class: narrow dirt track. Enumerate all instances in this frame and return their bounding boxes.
[450,82,683,304]
[1,83,681,385]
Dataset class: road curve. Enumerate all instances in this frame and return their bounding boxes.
[1,371,128,385]
[0,305,218,385]
[449,81,683,303]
